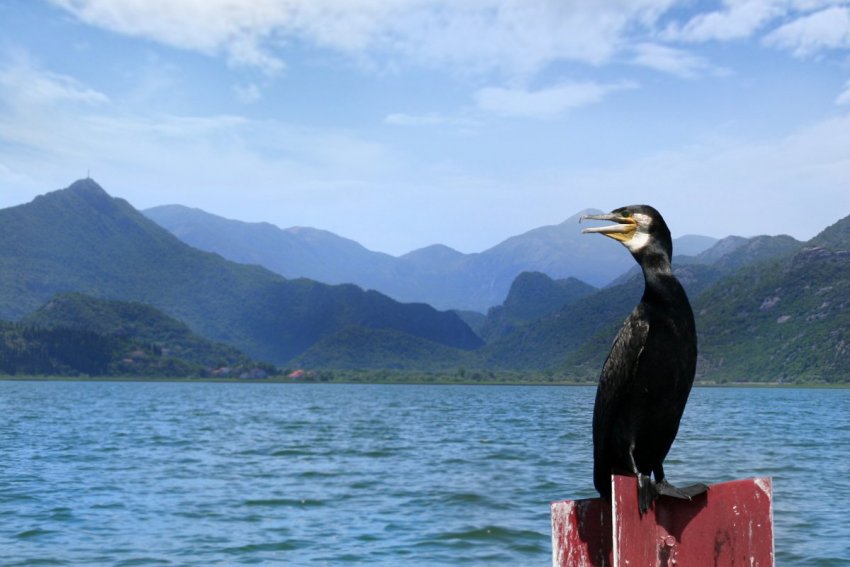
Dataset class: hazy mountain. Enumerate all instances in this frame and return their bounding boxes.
[608,233,802,288]
[0,179,482,365]
[674,234,722,257]
[144,204,399,284]
[145,205,717,311]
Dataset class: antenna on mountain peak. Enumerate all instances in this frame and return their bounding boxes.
[86,169,91,179]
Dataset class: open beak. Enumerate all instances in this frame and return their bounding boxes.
[580,212,637,242]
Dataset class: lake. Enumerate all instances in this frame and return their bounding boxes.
[1,381,847,565]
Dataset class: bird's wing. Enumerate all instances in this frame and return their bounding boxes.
[596,308,650,403]
[593,309,649,472]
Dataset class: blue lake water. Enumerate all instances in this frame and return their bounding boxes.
[1,381,848,566]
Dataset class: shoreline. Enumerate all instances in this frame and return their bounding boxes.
[1,374,847,388]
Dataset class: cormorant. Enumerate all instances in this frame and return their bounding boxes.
[581,205,706,514]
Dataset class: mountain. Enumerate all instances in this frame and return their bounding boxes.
[1,321,118,377]
[503,219,850,383]
[674,234,721,256]
[689,234,801,271]
[607,233,801,288]
[145,205,717,311]
[477,272,597,342]
[0,180,482,365]
[808,213,850,250]
[292,326,474,371]
[143,204,399,284]
[5,293,271,378]
[483,232,806,374]
[9,179,843,381]
[479,274,642,371]
[694,245,850,382]
[21,292,259,371]
[691,211,850,382]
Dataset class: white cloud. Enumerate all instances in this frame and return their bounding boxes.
[0,49,109,107]
[49,0,679,78]
[837,79,850,104]
[474,81,636,118]
[233,83,263,104]
[0,51,398,213]
[763,6,850,57]
[50,0,289,74]
[663,0,785,42]
[631,43,723,78]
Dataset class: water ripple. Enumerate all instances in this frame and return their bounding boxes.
[0,381,847,565]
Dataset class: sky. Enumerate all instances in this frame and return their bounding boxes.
[1,1,850,255]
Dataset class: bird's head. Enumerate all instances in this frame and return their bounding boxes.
[580,205,672,259]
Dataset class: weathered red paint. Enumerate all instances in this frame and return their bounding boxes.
[551,496,613,567]
[551,476,774,567]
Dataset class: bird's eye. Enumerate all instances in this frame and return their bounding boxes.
[621,211,633,218]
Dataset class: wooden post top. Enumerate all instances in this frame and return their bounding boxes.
[552,475,774,567]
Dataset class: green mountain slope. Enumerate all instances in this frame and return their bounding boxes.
[0,180,482,365]
[695,246,850,382]
[478,272,597,342]
[2,292,275,377]
[485,232,808,373]
[480,276,642,370]
[1,322,116,377]
[293,326,474,371]
[560,228,847,383]
[21,292,256,369]
[808,213,850,250]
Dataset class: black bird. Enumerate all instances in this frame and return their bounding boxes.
[581,205,706,514]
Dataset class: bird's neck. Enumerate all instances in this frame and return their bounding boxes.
[639,251,679,304]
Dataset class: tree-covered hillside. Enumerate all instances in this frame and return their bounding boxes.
[477,272,597,342]
[695,246,850,382]
[0,180,481,365]
[2,179,848,382]
[2,294,274,377]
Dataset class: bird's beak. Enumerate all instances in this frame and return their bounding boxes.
[580,213,637,243]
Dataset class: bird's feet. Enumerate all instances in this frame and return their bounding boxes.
[637,473,658,516]
[636,477,709,515]
[657,480,709,500]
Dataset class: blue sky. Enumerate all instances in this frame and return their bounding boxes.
[1,0,849,255]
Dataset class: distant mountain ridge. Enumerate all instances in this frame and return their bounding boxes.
[145,205,718,311]
[0,179,482,365]
[5,178,846,382]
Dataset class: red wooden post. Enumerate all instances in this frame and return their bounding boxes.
[551,476,774,567]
